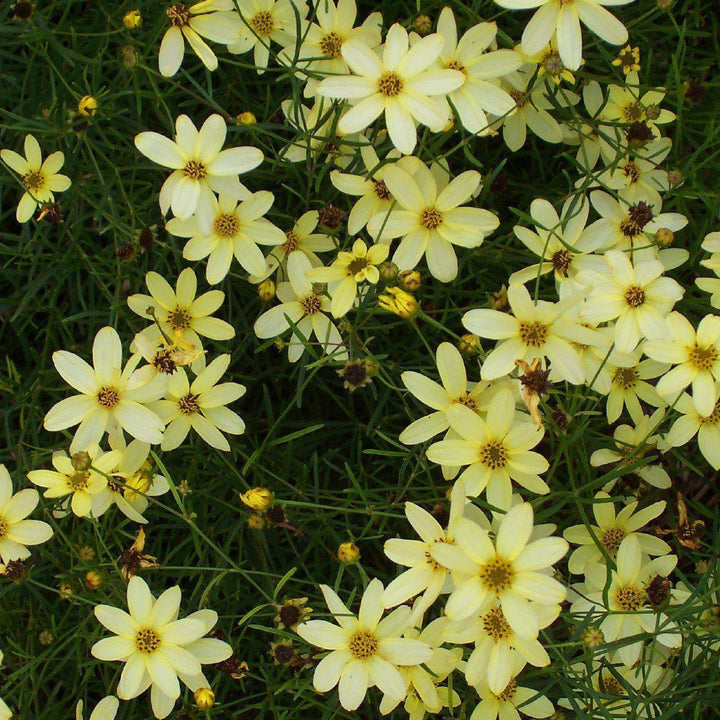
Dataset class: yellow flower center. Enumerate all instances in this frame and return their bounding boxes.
[0,517,8,538]
[168,307,192,331]
[510,90,530,108]
[622,161,640,183]
[348,630,378,660]
[347,257,369,276]
[624,285,646,308]
[166,3,190,27]
[97,386,120,409]
[183,160,207,180]
[622,102,645,123]
[479,440,508,470]
[282,230,300,253]
[178,393,200,415]
[600,674,626,697]
[541,51,565,78]
[479,557,514,593]
[378,71,403,97]
[446,59,466,74]
[614,584,645,611]
[250,10,274,36]
[519,321,549,348]
[551,249,573,276]
[495,677,518,702]
[600,527,627,555]
[67,471,90,492]
[455,393,477,410]
[421,208,442,229]
[319,31,343,58]
[214,213,240,238]
[613,367,638,390]
[688,344,718,371]
[300,295,322,316]
[372,179,392,200]
[135,627,161,653]
[700,399,720,425]
[482,606,512,641]
[22,170,45,191]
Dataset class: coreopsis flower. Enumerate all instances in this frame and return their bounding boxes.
[378,287,419,319]
[664,389,720,470]
[462,283,602,384]
[590,409,671,490]
[564,492,670,575]
[127,268,235,371]
[367,162,498,282]
[579,250,683,353]
[75,697,119,720]
[228,0,309,72]
[317,23,465,154]
[444,601,558,692]
[291,0,382,97]
[427,388,548,509]
[435,8,521,135]
[44,327,166,449]
[254,251,348,362]
[508,196,605,287]
[1,133,71,222]
[613,45,641,74]
[135,114,263,228]
[604,71,675,135]
[91,576,232,719]
[158,0,242,77]
[306,239,388,317]
[470,655,554,720]
[643,312,720,416]
[697,232,720,308]
[168,191,285,284]
[495,0,633,71]
[606,347,667,424]
[519,41,575,85]
[129,334,200,386]
[0,464,53,565]
[431,502,568,636]
[27,447,122,518]
[330,146,420,234]
[569,536,680,667]
[295,579,434,711]
[150,354,245,452]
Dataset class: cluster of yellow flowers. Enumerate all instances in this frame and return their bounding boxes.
[0,0,715,718]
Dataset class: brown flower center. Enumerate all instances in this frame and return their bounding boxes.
[622,102,645,123]
[479,440,508,470]
[282,230,300,253]
[214,213,240,238]
[183,160,207,180]
[510,90,530,108]
[67,471,90,492]
[347,257,369,276]
[300,295,322,316]
[688,344,718,371]
[446,59,466,73]
[319,31,343,58]
[372,179,392,200]
[600,527,627,555]
[421,208,442,229]
[455,393,477,410]
[152,349,177,375]
[168,307,192,331]
[22,170,45,191]
[97,386,120,409]
[378,71,403,97]
[551,249,573,276]
[495,677,518,702]
[700,399,720,425]
[250,10,274,36]
[178,393,200,415]
[622,161,640,183]
[166,3,190,26]
[482,607,512,641]
[135,627,161,653]
[613,367,638,390]
[519,321,549,348]
[479,558,514,593]
[624,285,646,308]
[615,584,645,611]
[348,630,378,660]
[0,517,8,538]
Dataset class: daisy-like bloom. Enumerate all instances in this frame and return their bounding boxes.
[496,0,633,72]
[509,196,606,287]
[643,312,720,417]
[306,239,389,317]
[444,601,559,692]
[228,0,309,72]
[127,268,235,372]
[290,0,382,97]
[254,251,348,363]
[317,23,465,154]
[158,0,242,77]
[91,576,232,720]
[435,8,522,135]
[604,71,675,136]
[579,250,684,354]
[295,579,434,711]
[570,536,680,667]
[249,210,335,284]
[696,232,720,308]
[0,464,53,565]
[664,389,720,470]
[519,41,575,86]
[129,334,199,389]
[431,502,568,636]
[378,614,461,719]
[564,492,670,575]
[469,655,554,720]
[75,697,119,720]
[330,145,421,235]
[463,283,603,384]
[367,162,498,282]
[605,346,667,424]
[1,133,71,223]
[150,354,245,452]
[613,45,641,74]
[169,191,285,284]
[493,70,565,152]
[27,446,122,519]
[427,389,548,509]
[590,409,671,490]
[44,326,166,450]
[135,114,263,228]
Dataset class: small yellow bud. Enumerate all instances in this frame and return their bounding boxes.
[38,630,54,646]
[59,582,73,599]
[240,487,274,512]
[85,571,103,590]
[121,44,139,68]
[667,169,683,186]
[459,334,481,356]
[194,687,215,708]
[71,451,92,471]
[398,269,421,291]
[237,111,257,125]
[656,0,674,9]
[655,228,674,247]
[258,279,276,302]
[78,96,99,117]
[378,261,399,284]
[492,285,509,311]
[414,14,432,35]
[123,10,142,28]
[582,626,605,649]
[77,545,96,562]
[337,541,360,564]
[378,287,419,319]
[247,512,267,530]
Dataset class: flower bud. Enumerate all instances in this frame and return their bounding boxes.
[71,451,92,472]
[78,96,99,117]
[59,582,74,599]
[337,541,360,564]
[399,269,421,291]
[459,334,481,356]
[240,487,274,512]
[38,630,54,646]
[414,14,432,35]
[247,512,267,530]
[194,687,215,708]
[258,279,276,302]
[237,111,257,125]
[85,571,103,591]
[123,9,142,28]
[379,261,399,284]
[655,228,674,247]
[582,626,605,648]
[378,287,419,319]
